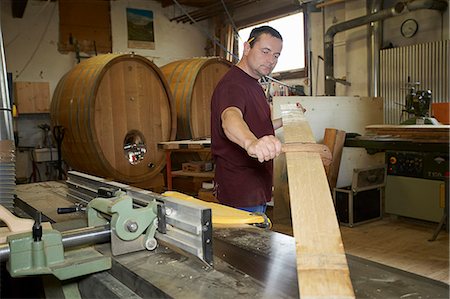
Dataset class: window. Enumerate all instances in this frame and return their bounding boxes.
[238,12,305,77]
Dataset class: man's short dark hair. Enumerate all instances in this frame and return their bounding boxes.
[247,25,283,47]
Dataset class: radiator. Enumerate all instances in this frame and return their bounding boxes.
[380,40,449,124]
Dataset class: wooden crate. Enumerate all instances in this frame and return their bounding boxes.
[182,161,213,172]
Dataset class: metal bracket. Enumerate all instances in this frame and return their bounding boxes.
[87,190,159,256]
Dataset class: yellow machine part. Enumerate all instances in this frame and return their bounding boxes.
[162,191,271,228]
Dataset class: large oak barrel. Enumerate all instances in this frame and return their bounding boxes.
[161,57,231,140]
[50,53,176,184]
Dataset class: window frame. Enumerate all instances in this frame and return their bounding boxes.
[235,8,308,80]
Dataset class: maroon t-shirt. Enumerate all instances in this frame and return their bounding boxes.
[211,66,274,208]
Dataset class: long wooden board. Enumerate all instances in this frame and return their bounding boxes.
[281,103,354,298]
[365,125,450,141]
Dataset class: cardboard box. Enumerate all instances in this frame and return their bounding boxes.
[182,161,213,172]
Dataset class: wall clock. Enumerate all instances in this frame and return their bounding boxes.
[401,19,419,38]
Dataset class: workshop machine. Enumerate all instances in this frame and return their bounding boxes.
[401,81,441,125]
[0,170,273,297]
[1,171,449,298]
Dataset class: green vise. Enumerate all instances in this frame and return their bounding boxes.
[7,229,111,280]
[87,189,159,256]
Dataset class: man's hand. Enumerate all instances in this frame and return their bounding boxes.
[245,135,282,162]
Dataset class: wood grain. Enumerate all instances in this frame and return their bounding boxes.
[323,128,346,190]
[14,81,50,114]
[365,125,450,141]
[51,54,176,184]
[282,142,332,166]
[281,103,354,299]
[161,58,231,140]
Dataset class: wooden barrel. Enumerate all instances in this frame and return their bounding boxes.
[50,53,176,184]
[161,57,231,140]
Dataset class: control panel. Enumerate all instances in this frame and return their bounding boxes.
[386,151,448,180]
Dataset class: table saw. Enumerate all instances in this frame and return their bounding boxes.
[1,171,448,298]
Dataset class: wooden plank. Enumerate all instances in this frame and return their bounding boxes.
[365,125,450,141]
[323,128,346,191]
[281,103,354,299]
[14,81,50,113]
[158,138,211,150]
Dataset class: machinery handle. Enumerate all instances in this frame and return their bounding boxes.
[57,206,85,214]
[57,207,77,214]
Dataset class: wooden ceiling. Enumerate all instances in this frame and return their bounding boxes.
[155,0,260,23]
[156,0,239,8]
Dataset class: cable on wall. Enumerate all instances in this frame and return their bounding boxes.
[14,2,57,79]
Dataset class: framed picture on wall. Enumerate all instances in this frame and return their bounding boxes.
[127,8,155,50]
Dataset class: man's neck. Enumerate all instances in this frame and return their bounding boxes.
[236,60,261,80]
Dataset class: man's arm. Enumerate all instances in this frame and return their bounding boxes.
[221,107,282,163]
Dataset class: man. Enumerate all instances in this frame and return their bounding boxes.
[210,26,284,213]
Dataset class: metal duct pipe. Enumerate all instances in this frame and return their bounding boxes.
[0,16,16,211]
[323,0,448,96]
[324,2,406,95]
[0,15,13,141]
[369,1,383,97]
[406,0,448,11]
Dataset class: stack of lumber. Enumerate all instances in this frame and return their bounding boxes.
[365,125,449,142]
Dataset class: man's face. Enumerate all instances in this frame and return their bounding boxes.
[244,33,282,79]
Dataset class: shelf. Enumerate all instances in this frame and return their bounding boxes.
[33,148,58,162]
[158,139,213,190]
[171,170,214,178]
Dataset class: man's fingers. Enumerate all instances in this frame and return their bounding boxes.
[247,135,282,162]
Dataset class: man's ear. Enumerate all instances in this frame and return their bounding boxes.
[243,41,251,56]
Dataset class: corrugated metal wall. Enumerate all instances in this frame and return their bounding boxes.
[380,40,449,124]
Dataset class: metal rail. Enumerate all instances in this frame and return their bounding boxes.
[0,225,111,262]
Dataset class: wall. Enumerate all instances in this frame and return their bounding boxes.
[230,0,448,97]
[306,0,448,97]
[273,96,385,188]
[1,0,208,180]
